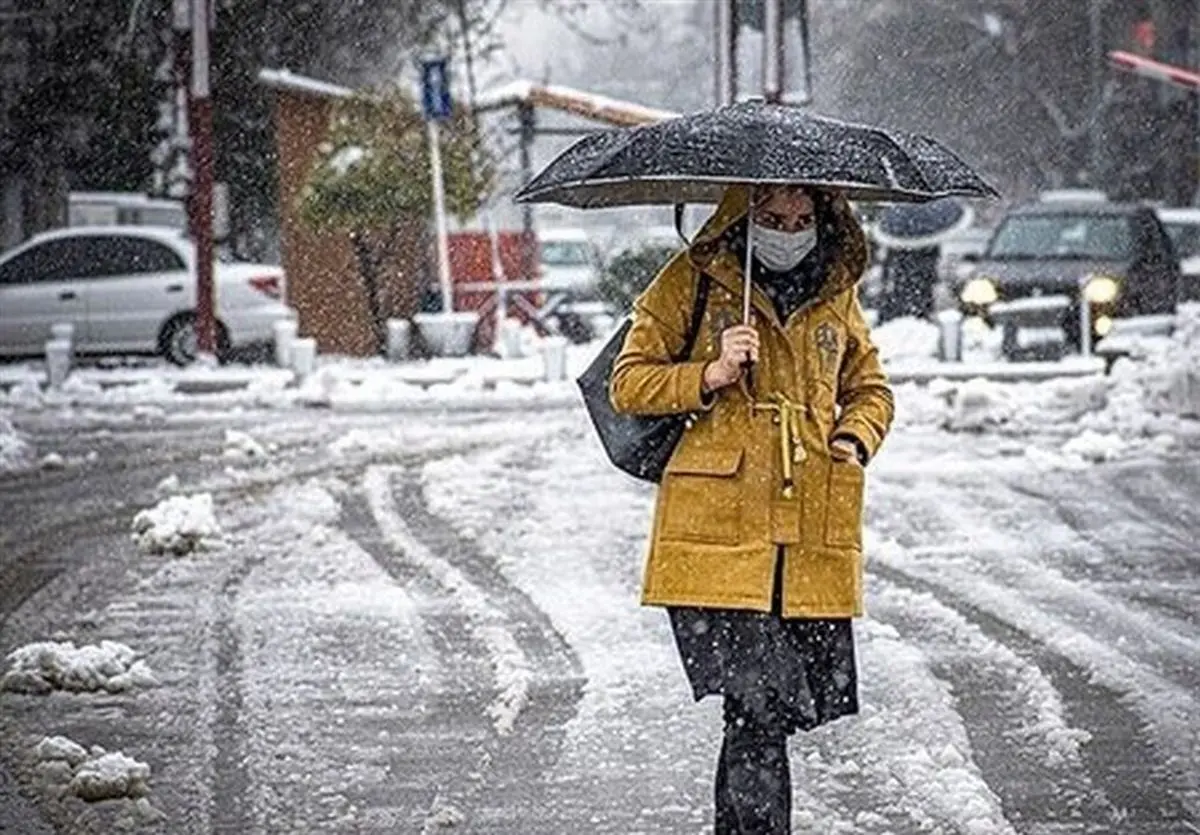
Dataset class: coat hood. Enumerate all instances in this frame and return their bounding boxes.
[686,186,869,303]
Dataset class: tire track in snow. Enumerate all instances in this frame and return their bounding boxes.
[355,461,583,832]
[870,556,1196,833]
[868,574,1109,833]
[866,467,1199,831]
[364,465,534,736]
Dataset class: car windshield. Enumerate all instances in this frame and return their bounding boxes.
[540,240,593,267]
[1163,222,1200,259]
[987,214,1133,260]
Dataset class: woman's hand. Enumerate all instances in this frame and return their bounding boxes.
[703,325,760,392]
[829,437,862,464]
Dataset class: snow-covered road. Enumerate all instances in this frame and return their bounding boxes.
[0,398,1197,833]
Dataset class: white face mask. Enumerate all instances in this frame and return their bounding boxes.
[751,222,817,272]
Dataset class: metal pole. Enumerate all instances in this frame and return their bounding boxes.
[763,0,783,103]
[1079,297,1093,357]
[715,0,734,106]
[190,0,216,359]
[1088,0,1104,185]
[427,119,454,313]
[518,102,537,281]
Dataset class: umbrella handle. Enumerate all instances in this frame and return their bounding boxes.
[741,357,755,395]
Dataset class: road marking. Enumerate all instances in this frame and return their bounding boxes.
[363,465,531,736]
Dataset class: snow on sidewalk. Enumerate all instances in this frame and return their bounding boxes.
[130,493,223,555]
[2,640,158,695]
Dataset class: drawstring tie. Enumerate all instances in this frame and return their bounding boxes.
[751,394,807,499]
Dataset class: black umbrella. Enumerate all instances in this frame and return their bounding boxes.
[514,100,999,208]
[872,197,975,250]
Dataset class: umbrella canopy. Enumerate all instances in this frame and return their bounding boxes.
[872,197,976,250]
[514,100,999,208]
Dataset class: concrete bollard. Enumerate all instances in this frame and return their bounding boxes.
[498,318,524,359]
[386,319,412,362]
[936,309,964,362]
[50,322,74,344]
[273,319,298,368]
[290,337,316,379]
[541,336,569,382]
[45,339,72,388]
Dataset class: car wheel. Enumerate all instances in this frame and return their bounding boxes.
[159,313,229,366]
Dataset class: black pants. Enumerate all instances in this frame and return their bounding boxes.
[714,553,792,834]
[715,693,792,834]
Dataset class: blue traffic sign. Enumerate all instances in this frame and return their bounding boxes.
[421,58,452,121]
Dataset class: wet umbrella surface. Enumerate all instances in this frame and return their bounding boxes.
[515,100,999,209]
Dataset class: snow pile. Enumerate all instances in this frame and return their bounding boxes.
[131,493,223,555]
[222,429,270,460]
[35,736,151,801]
[1061,429,1126,463]
[422,802,466,833]
[961,316,1005,363]
[1105,303,1200,422]
[874,316,940,364]
[0,412,33,471]
[39,452,66,470]
[1,640,158,695]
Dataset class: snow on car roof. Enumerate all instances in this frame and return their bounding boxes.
[1154,207,1200,225]
[28,224,189,245]
[538,228,591,242]
[1010,201,1140,217]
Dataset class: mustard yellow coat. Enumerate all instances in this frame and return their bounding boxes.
[609,187,894,618]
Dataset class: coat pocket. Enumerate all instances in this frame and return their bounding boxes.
[824,460,864,548]
[659,445,745,546]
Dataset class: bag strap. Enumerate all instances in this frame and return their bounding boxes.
[672,269,712,362]
[673,203,688,244]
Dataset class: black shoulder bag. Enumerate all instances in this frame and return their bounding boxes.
[575,269,712,483]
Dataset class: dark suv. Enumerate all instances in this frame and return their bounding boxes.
[956,200,1181,360]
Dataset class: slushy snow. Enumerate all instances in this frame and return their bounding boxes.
[223,429,270,459]
[131,493,223,555]
[2,640,158,694]
[1061,429,1126,463]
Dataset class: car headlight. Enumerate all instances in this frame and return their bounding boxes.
[1083,275,1119,304]
[960,277,998,306]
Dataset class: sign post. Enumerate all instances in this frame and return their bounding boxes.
[422,58,455,314]
[190,0,216,361]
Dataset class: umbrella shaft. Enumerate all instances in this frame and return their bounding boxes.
[743,206,755,324]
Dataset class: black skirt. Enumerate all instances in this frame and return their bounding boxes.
[667,549,858,735]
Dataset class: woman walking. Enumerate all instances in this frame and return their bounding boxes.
[609,183,894,833]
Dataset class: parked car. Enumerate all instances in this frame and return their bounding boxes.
[537,228,602,298]
[955,200,1180,360]
[536,228,605,343]
[0,226,291,365]
[1154,206,1200,301]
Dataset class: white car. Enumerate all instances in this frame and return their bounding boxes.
[0,226,292,365]
[538,228,602,298]
[1155,207,1200,300]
